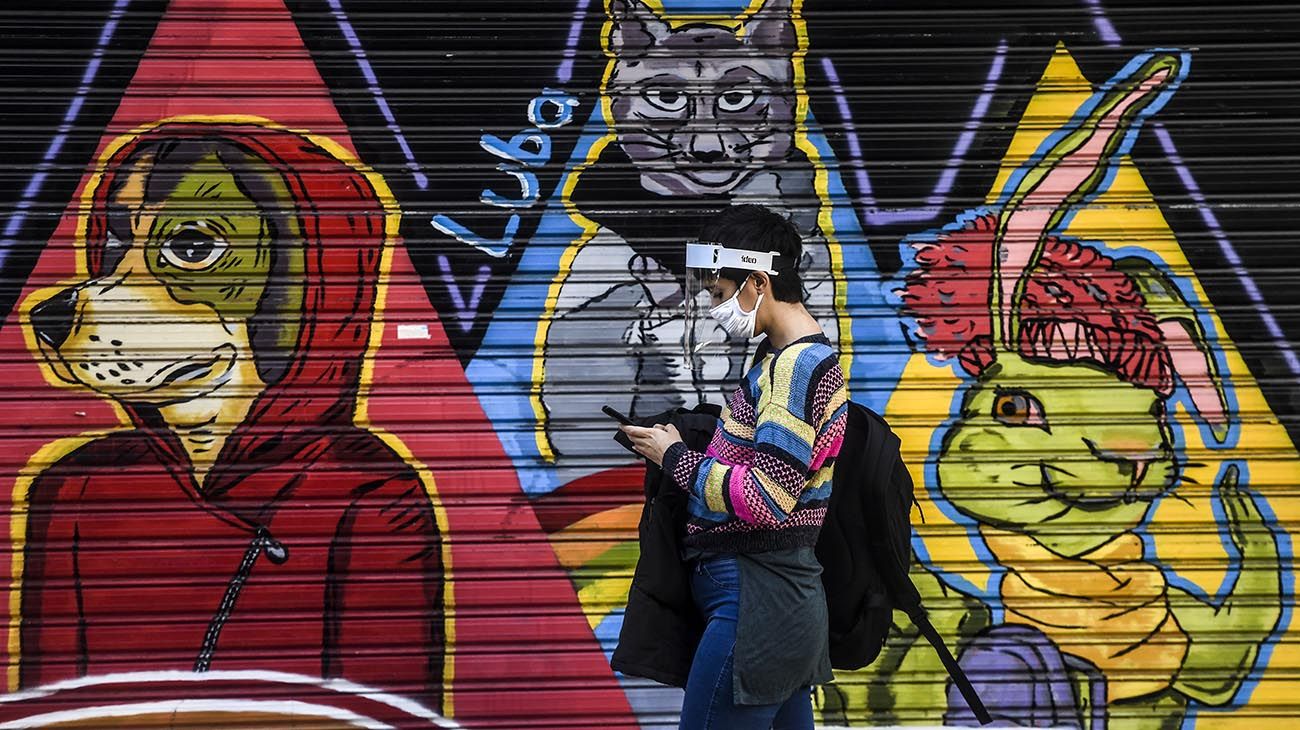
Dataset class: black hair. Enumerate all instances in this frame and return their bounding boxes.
[696,204,803,303]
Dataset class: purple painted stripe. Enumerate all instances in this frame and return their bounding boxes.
[820,42,1008,227]
[1153,123,1300,376]
[437,254,492,332]
[927,39,1008,205]
[327,0,428,189]
[818,55,873,201]
[557,0,592,84]
[0,0,130,269]
[1083,0,1122,47]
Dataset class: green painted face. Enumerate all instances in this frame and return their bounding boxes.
[137,152,300,325]
[936,352,1175,556]
[29,139,314,407]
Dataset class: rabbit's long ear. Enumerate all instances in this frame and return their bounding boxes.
[991,53,1185,351]
[1117,257,1231,443]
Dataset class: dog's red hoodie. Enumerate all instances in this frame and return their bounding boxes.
[18,123,444,708]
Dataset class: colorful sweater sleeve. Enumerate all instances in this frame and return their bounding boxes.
[663,344,846,527]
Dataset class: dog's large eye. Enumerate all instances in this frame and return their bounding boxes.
[993,389,1048,430]
[718,89,756,113]
[642,88,688,113]
[160,228,229,271]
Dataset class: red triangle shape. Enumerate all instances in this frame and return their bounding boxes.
[0,0,633,724]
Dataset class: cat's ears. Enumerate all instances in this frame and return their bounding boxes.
[608,0,671,55]
[739,0,797,52]
[607,0,796,56]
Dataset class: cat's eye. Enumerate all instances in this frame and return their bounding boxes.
[642,88,688,112]
[718,89,756,113]
[159,228,230,271]
[992,390,1048,430]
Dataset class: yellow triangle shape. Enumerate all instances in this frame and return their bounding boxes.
[884,43,1298,720]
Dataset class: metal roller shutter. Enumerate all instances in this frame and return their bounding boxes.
[0,0,1296,727]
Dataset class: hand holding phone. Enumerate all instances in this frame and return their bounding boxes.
[602,405,635,426]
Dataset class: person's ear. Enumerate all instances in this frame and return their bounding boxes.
[750,271,770,296]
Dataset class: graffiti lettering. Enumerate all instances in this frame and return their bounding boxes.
[3,2,1297,728]
[431,90,580,258]
[528,89,580,129]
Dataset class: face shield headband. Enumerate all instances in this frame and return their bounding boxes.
[681,241,786,363]
[684,241,785,275]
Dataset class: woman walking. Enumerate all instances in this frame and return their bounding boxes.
[620,204,849,730]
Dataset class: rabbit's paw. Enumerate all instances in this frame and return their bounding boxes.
[1212,462,1283,644]
[1217,463,1279,565]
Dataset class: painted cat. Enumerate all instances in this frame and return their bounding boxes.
[540,0,841,489]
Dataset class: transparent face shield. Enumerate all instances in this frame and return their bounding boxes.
[682,241,783,380]
[682,266,728,362]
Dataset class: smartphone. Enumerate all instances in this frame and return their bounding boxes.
[602,405,635,426]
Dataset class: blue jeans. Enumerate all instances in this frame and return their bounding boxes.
[678,555,814,730]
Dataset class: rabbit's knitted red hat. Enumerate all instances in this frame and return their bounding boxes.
[898,212,1175,396]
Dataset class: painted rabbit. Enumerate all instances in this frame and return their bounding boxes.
[820,52,1283,729]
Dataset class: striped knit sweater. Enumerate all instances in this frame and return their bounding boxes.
[662,334,849,553]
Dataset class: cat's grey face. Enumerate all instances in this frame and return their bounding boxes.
[606,0,797,197]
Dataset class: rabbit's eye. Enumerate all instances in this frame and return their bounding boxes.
[993,390,1047,430]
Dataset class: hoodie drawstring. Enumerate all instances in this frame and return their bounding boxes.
[194,526,289,672]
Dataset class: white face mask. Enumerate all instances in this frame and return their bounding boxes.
[708,277,763,339]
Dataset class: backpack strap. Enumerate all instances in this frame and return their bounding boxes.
[905,604,993,726]
[854,402,991,724]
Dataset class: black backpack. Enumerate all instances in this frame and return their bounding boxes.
[816,400,991,725]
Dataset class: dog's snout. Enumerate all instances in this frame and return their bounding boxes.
[30,287,78,349]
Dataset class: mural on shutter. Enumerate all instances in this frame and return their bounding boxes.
[0,0,1294,728]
